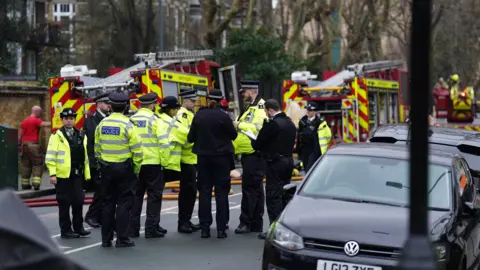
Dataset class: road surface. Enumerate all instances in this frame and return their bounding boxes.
[33,186,267,270]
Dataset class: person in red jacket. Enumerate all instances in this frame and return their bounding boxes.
[19,106,51,190]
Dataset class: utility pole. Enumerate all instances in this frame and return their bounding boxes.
[158,0,163,51]
[397,0,436,269]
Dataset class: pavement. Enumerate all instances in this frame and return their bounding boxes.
[33,185,268,270]
[15,171,55,199]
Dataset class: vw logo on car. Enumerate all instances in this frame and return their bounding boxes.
[344,241,360,257]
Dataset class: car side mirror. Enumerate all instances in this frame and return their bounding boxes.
[283,183,298,205]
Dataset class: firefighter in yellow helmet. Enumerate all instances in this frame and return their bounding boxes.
[176,89,201,233]
[45,107,91,239]
[94,92,143,248]
[129,92,169,239]
[157,96,189,183]
[450,74,460,100]
[233,80,268,235]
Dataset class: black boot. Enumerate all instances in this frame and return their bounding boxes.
[189,222,201,232]
[61,231,80,239]
[178,223,193,234]
[217,230,227,239]
[75,228,91,237]
[201,229,211,238]
[85,218,100,228]
[145,230,165,239]
[235,223,251,234]
[115,238,135,247]
[157,225,168,234]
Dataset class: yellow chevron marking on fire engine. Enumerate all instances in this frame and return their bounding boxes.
[351,79,369,132]
[149,70,162,98]
[399,105,405,122]
[464,125,474,131]
[51,82,70,107]
[283,84,302,104]
[84,103,94,117]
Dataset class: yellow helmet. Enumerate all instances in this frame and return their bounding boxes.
[451,74,459,81]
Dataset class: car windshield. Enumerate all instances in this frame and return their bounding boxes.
[300,155,452,211]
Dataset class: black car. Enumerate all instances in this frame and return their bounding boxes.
[368,124,480,178]
[262,143,480,270]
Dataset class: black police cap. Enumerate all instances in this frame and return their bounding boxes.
[139,92,158,105]
[60,107,77,118]
[161,96,181,108]
[94,92,109,103]
[179,89,198,100]
[108,92,129,105]
[208,89,223,100]
[306,102,318,111]
[239,80,260,92]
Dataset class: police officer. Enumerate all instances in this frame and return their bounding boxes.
[251,99,297,239]
[129,92,170,238]
[187,89,238,239]
[177,89,201,233]
[296,102,322,172]
[84,92,111,228]
[233,80,267,235]
[309,115,332,165]
[157,96,188,183]
[45,108,91,239]
[94,92,143,248]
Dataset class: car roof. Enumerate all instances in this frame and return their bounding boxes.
[327,143,456,167]
[369,123,480,144]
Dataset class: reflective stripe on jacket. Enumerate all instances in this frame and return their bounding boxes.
[177,107,197,165]
[233,98,267,154]
[317,120,332,156]
[94,113,143,174]
[45,130,91,179]
[130,108,170,166]
[158,112,189,171]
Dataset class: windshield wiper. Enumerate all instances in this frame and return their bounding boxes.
[385,170,450,195]
[331,197,405,207]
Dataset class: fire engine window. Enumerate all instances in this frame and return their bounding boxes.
[163,81,179,98]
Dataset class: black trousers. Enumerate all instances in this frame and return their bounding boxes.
[239,153,265,230]
[100,160,136,242]
[164,169,181,182]
[130,164,164,233]
[178,163,197,225]
[55,172,85,234]
[265,157,294,224]
[197,155,231,231]
[299,147,314,172]
[85,168,102,224]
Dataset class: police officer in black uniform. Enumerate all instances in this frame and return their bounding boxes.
[46,108,91,239]
[296,101,322,172]
[187,89,238,239]
[84,92,111,228]
[251,99,297,239]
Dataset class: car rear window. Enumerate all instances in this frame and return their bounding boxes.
[300,155,452,211]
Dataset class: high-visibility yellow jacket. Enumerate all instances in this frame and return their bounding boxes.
[94,113,143,174]
[130,108,170,167]
[233,98,267,154]
[45,128,91,180]
[450,84,459,100]
[317,120,332,156]
[157,112,189,171]
[177,107,197,165]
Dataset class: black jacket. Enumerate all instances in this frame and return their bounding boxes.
[188,107,238,156]
[296,114,322,154]
[252,112,297,158]
[83,111,105,168]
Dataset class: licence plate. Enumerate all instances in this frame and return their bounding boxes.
[317,259,382,270]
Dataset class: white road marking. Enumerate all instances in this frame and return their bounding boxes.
[63,193,242,255]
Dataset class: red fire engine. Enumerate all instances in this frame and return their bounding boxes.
[283,60,410,143]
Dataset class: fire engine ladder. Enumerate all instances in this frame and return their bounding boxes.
[134,50,214,74]
[341,98,360,143]
[347,60,404,77]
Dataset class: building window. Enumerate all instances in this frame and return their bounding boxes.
[60,4,69,12]
[54,4,57,12]
[72,4,75,13]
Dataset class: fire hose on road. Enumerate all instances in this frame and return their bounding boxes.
[23,176,305,207]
